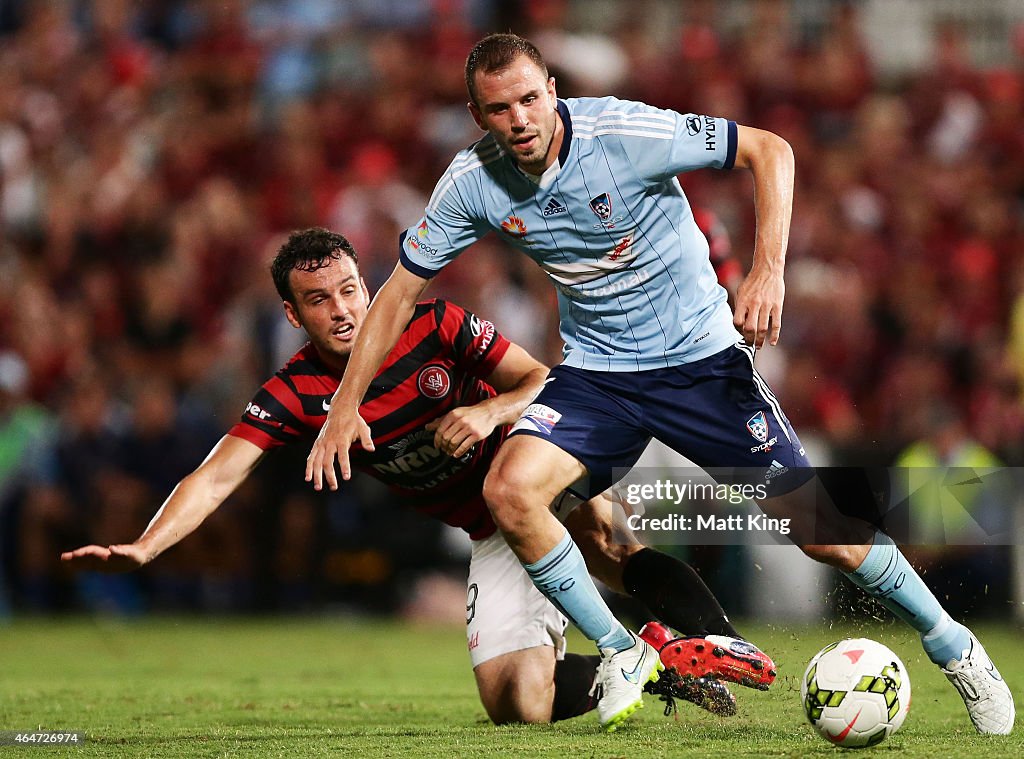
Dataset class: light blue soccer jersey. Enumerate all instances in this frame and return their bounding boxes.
[399,96,744,371]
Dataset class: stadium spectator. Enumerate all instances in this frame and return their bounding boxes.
[0,351,56,612]
[895,403,1012,619]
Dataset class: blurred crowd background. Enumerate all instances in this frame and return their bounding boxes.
[1,0,1022,622]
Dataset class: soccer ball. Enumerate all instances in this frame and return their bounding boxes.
[801,638,911,748]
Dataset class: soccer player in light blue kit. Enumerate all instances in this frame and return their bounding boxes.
[308,34,1013,734]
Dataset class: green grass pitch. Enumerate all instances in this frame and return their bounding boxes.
[1,617,1021,757]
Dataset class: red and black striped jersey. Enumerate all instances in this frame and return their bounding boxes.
[693,206,741,288]
[228,299,510,539]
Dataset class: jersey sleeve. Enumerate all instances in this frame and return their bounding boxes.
[597,98,736,185]
[227,379,307,451]
[433,300,511,378]
[398,149,493,278]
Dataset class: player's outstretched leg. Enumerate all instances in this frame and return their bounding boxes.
[814,532,1014,735]
[521,530,662,730]
[486,436,661,730]
[620,548,776,691]
[640,621,777,692]
[567,500,774,702]
[622,547,744,639]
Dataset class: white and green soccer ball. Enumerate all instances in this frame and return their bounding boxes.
[801,638,911,748]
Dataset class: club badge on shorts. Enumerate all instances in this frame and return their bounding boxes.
[746,410,769,443]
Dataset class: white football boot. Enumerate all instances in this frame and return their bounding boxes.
[591,631,664,732]
[941,631,1015,735]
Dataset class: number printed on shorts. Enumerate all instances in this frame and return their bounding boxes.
[466,583,479,624]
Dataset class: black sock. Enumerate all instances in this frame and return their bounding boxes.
[552,654,601,722]
[621,548,741,639]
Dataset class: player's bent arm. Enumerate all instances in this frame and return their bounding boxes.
[732,125,794,275]
[332,263,431,410]
[61,435,266,570]
[308,263,431,488]
[133,435,266,561]
[429,343,548,457]
[485,344,552,413]
[732,125,795,347]
[476,343,548,426]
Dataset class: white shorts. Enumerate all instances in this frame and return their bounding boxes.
[466,532,568,668]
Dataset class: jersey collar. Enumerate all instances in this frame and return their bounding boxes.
[556,99,573,165]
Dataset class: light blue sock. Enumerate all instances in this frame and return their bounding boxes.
[843,532,970,666]
[524,530,633,652]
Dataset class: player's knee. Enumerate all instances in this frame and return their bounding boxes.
[484,691,552,725]
[800,543,863,571]
[476,665,553,724]
[482,466,542,532]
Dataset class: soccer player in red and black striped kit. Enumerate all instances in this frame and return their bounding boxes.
[695,205,743,304]
[62,227,774,725]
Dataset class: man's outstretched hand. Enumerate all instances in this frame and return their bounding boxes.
[60,544,149,572]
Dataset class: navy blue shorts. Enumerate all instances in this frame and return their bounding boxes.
[509,343,811,498]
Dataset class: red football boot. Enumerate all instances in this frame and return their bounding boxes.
[640,621,777,691]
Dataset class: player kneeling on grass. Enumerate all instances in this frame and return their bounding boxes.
[62,228,772,726]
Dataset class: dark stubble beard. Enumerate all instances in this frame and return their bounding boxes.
[516,121,556,173]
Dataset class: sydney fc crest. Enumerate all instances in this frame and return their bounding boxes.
[746,410,779,453]
[589,193,612,221]
[746,411,769,443]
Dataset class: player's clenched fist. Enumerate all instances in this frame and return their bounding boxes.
[734,267,785,348]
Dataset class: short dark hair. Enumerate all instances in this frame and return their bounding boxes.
[271,228,359,302]
[465,33,547,104]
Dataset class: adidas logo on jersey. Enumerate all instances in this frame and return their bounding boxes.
[542,198,567,217]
